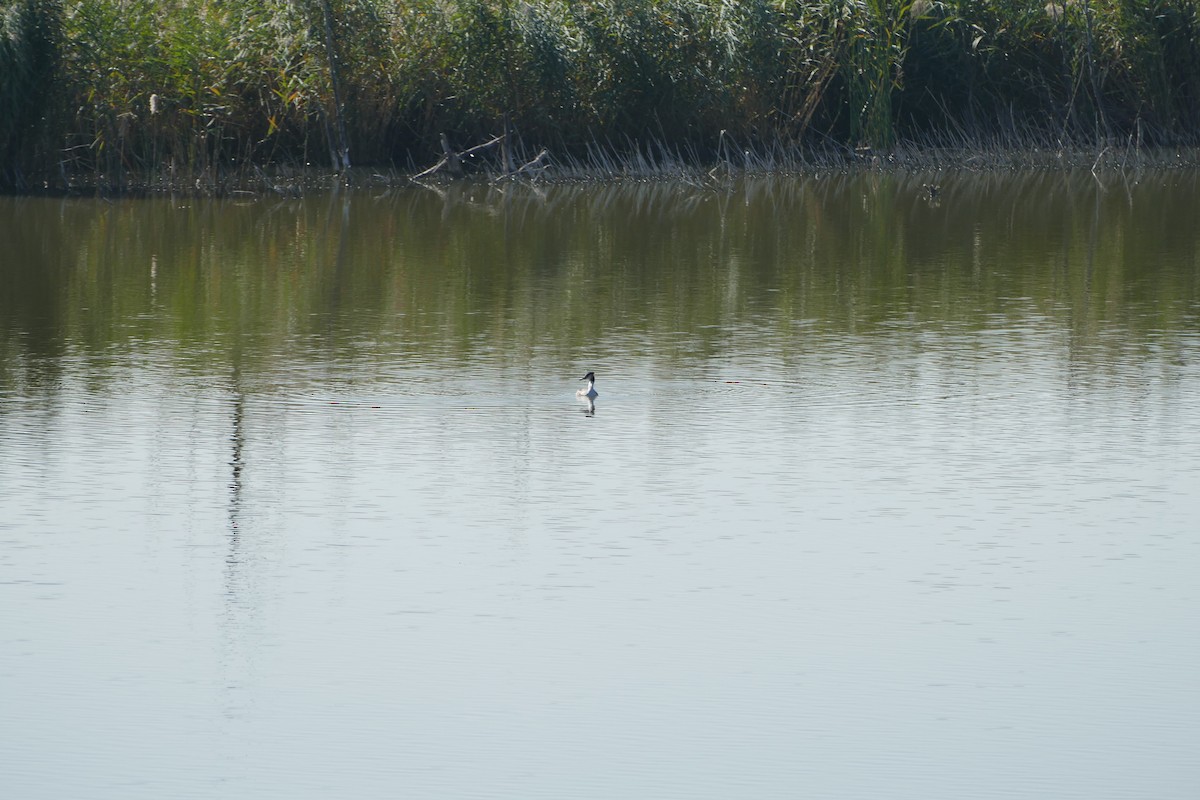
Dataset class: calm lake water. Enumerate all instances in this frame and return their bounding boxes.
[2,171,1199,799]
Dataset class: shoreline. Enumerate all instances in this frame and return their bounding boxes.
[9,142,1200,199]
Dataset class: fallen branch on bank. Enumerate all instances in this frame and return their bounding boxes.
[493,148,550,183]
[412,134,549,181]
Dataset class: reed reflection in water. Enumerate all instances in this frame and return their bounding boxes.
[1,172,1199,800]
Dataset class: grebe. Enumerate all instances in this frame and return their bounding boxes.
[577,371,598,398]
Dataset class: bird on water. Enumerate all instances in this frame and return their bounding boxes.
[577,371,598,398]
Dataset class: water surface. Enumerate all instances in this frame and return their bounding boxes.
[2,171,1199,799]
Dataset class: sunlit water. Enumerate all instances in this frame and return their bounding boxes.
[2,172,1199,799]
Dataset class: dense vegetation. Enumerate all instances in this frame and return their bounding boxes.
[3,0,1200,190]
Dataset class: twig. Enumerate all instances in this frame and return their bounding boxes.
[411,156,448,181]
[412,134,504,180]
[460,135,503,157]
[513,148,549,176]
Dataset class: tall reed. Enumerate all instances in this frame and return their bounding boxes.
[1,0,63,187]
[3,0,1200,191]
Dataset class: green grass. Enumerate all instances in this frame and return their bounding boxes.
[3,0,1200,190]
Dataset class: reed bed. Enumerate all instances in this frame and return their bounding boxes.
[3,0,1200,191]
